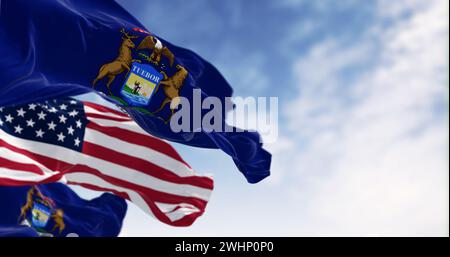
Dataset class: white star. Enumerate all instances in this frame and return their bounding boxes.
[70,100,77,105]
[47,121,57,131]
[37,111,47,120]
[59,115,67,124]
[0,107,3,112]
[59,104,67,110]
[68,110,79,117]
[76,120,82,128]
[0,119,3,126]
[26,119,35,127]
[74,137,81,147]
[67,126,75,135]
[17,108,26,117]
[48,107,57,113]
[28,103,37,110]
[35,129,45,138]
[57,132,66,142]
[14,125,23,134]
[5,114,13,123]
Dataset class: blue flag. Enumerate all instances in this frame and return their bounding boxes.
[0,226,39,237]
[0,0,271,183]
[0,183,127,237]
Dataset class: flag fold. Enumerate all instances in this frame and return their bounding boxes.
[0,183,127,237]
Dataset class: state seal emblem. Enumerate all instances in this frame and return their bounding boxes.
[120,62,163,106]
[92,28,189,123]
[31,202,51,228]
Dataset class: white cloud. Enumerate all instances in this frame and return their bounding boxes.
[214,44,270,94]
[278,0,364,11]
[275,0,449,235]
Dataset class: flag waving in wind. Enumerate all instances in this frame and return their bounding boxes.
[0,0,271,183]
[0,95,213,226]
[0,183,127,237]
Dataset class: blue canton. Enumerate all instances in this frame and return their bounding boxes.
[0,99,88,151]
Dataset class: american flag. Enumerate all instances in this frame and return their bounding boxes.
[0,97,213,226]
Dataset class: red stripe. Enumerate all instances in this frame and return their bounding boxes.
[0,175,203,226]
[0,156,44,175]
[0,173,63,186]
[83,101,130,118]
[0,137,211,226]
[0,171,204,226]
[0,139,208,209]
[82,140,212,189]
[0,139,73,172]
[0,175,62,186]
[84,101,191,169]
[87,121,192,169]
[63,167,208,211]
[86,113,131,122]
[67,181,130,201]
[69,180,205,227]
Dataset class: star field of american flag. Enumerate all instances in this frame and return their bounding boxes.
[0,99,88,151]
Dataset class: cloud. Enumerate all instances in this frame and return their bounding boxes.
[272,0,449,235]
[213,44,270,95]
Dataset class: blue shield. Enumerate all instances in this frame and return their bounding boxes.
[120,62,163,106]
[31,202,51,228]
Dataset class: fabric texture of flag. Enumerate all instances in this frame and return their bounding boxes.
[0,96,213,227]
[0,0,271,183]
[0,225,39,237]
[0,182,127,237]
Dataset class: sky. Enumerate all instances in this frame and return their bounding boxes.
[72,0,449,236]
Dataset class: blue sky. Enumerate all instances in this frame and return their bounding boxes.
[72,0,448,236]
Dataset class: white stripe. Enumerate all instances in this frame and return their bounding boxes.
[0,147,56,175]
[87,117,148,135]
[72,93,123,112]
[66,172,198,222]
[0,167,202,222]
[0,167,56,182]
[0,148,67,183]
[65,172,155,218]
[0,162,198,223]
[84,105,131,120]
[0,129,212,201]
[155,202,201,222]
[85,127,197,177]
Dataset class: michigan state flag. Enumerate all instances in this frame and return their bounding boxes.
[0,183,127,237]
[0,0,271,183]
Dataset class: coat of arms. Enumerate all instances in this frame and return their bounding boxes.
[19,186,65,236]
[92,28,188,123]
